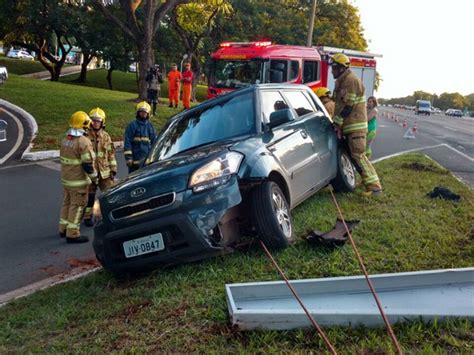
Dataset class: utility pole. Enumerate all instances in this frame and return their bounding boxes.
[306,0,317,47]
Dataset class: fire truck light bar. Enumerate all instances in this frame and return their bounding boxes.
[220,41,272,48]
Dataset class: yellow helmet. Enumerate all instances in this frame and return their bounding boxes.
[314,87,331,98]
[136,101,151,114]
[329,53,350,68]
[89,107,106,124]
[70,111,91,130]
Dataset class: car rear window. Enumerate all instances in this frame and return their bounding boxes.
[260,91,289,123]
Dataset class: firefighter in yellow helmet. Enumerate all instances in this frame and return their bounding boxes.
[330,53,382,196]
[314,87,335,118]
[124,101,157,173]
[59,112,97,243]
[82,107,118,227]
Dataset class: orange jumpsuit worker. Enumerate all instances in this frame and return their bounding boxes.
[181,62,193,109]
[167,63,182,108]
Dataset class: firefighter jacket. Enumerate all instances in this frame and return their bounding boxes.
[182,69,193,86]
[60,133,97,189]
[167,70,182,90]
[124,119,157,166]
[320,96,335,118]
[88,129,117,180]
[333,69,368,135]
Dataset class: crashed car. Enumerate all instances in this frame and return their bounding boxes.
[93,84,356,273]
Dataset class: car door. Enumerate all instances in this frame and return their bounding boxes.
[261,90,316,200]
[281,90,333,186]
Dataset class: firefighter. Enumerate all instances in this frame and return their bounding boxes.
[59,111,97,243]
[330,53,382,197]
[314,87,335,118]
[181,62,193,109]
[366,96,378,158]
[167,63,182,108]
[124,101,156,173]
[83,108,117,227]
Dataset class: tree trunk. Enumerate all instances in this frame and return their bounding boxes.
[137,37,155,100]
[78,53,93,83]
[106,67,114,90]
[190,55,201,102]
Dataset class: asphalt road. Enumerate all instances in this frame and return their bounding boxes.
[0,111,472,296]
[0,107,21,164]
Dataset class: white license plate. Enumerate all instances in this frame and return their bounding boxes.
[123,233,165,258]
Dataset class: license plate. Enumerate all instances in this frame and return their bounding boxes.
[123,233,164,258]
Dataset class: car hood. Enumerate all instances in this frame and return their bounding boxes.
[101,143,233,207]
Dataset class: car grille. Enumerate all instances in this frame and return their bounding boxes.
[111,192,175,220]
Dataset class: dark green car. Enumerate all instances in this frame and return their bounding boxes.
[93,84,356,273]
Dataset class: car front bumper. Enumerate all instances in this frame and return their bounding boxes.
[93,176,242,273]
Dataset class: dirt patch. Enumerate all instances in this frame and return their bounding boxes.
[39,264,62,276]
[401,162,445,173]
[66,257,100,269]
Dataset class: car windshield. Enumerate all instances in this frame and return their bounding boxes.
[148,92,256,162]
[210,60,263,89]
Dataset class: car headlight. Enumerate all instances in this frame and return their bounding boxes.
[92,199,102,221]
[189,151,243,192]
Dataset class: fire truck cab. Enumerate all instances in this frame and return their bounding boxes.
[208,41,381,99]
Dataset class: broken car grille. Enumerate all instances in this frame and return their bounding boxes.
[111,192,175,220]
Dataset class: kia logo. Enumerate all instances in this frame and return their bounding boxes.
[131,187,146,198]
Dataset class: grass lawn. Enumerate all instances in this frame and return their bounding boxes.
[0,57,46,75]
[60,68,209,102]
[0,154,473,353]
[0,75,184,150]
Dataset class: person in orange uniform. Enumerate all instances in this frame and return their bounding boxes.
[181,62,193,109]
[167,63,182,108]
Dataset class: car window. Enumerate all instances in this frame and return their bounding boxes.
[289,61,299,81]
[303,60,320,83]
[150,92,256,161]
[269,60,288,83]
[283,91,315,117]
[260,91,289,124]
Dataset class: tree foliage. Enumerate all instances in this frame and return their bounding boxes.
[382,91,473,111]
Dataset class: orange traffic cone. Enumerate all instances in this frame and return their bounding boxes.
[412,121,417,134]
[403,119,408,128]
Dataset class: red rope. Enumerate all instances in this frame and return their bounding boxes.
[259,240,338,355]
[329,188,403,354]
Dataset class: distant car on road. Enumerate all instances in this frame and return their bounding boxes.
[128,62,137,72]
[445,109,463,117]
[7,49,34,60]
[0,66,7,84]
[93,84,356,273]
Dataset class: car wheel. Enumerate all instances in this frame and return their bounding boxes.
[331,148,356,192]
[251,181,295,249]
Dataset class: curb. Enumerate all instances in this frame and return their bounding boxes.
[0,99,38,159]
[21,141,124,161]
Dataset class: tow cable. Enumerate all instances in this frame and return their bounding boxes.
[259,186,403,354]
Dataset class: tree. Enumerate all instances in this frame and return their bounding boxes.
[170,0,232,99]
[91,0,191,99]
[0,0,74,81]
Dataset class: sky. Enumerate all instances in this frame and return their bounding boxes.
[351,0,474,99]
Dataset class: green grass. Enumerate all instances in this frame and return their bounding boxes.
[0,57,46,75]
[61,68,209,102]
[0,75,184,150]
[0,154,473,353]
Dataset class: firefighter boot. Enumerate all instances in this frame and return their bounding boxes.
[360,189,383,198]
[59,232,66,238]
[153,103,157,116]
[66,235,89,244]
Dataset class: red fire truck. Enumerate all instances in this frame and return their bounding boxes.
[207,41,381,99]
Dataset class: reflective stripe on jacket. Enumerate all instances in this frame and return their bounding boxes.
[333,69,368,135]
[88,129,117,179]
[60,134,97,189]
[123,119,156,167]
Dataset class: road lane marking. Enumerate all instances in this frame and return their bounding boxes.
[441,143,474,163]
[444,126,458,132]
[36,160,61,171]
[0,108,24,165]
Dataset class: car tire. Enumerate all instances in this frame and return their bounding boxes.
[251,181,295,249]
[331,148,357,192]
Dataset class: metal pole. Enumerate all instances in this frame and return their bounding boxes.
[306,0,317,47]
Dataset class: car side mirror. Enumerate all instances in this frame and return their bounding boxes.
[268,109,295,129]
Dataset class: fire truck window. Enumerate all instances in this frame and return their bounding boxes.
[269,60,288,83]
[261,91,288,123]
[289,61,299,81]
[283,91,315,117]
[303,61,320,83]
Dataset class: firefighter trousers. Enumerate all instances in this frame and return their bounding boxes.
[182,84,192,109]
[346,133,382,192]
[83,178,115,220]
[59,187,88,238]
[169,87,179,106]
